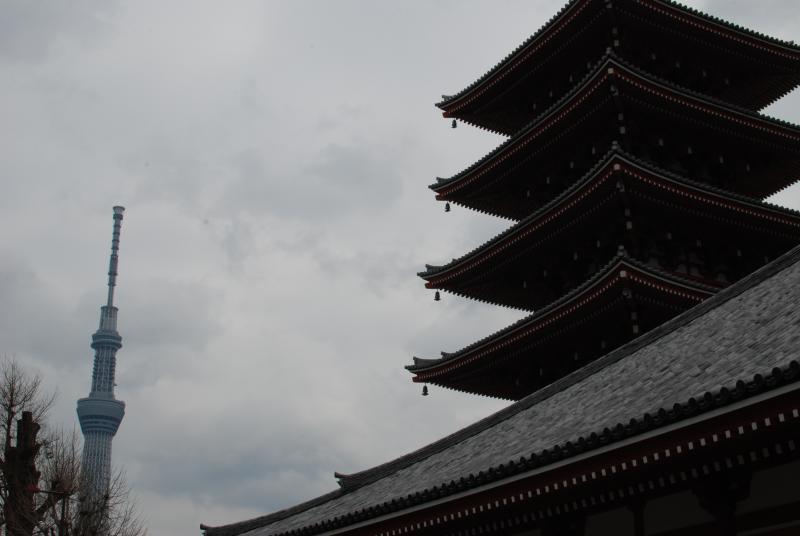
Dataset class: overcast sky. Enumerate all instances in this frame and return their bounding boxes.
[2,1,799,535]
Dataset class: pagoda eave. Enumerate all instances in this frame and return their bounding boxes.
[410,257,718,399]
[421,151,800,303]
[433,56,800,214]
[415,256,719,369]
[438,0,800,133]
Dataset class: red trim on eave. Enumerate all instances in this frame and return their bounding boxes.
[415,263,712,381]
[440,1,592,116]
[435,62,800,200]
[641,0,800,61]
[416,272,623,380]
[616,70,800,141]
[346,383,800,536]
[435,68,610,197]
[441,0,800,118]
[425,156,800,289]
[426,165,615,286]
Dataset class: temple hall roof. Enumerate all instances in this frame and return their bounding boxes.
[202,244,800,536]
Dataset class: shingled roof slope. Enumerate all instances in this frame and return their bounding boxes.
[204,244,800,536]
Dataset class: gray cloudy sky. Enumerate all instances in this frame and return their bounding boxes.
[2,1,799,534]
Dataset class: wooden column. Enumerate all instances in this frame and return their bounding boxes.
[628,497,646,536]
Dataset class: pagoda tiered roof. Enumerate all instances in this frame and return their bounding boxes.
[202,245,800,536]
[409,254,719,399]
[421,149,800,310]
[438,0,800,135]
[203,3,800,535]
[432,55,800,220]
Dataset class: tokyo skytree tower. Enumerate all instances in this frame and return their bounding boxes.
[77,206,127,500]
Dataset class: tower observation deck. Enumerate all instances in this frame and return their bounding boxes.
[77,206,126,500]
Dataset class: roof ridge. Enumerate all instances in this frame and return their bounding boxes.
[201,490,343,536]
[208,244,800,536]
[265,358,800,536]
[328,243,800,501]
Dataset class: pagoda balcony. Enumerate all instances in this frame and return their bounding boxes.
[409,255,717,400]
[421,150,800,311]
[433,55,800,221]
[438,0,800,135]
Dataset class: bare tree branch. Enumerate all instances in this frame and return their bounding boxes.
[0,358,146,536]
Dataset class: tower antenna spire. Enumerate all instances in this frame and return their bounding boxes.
[106,206,125,308]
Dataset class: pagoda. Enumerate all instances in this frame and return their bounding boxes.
[408,1,800,400]
[201,2,800,536]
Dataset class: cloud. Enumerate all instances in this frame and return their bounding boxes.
[0,0,117,62]
[1,1,799,536]
[124,277,222,353]
[698,0,800,43]
[0,254,88,369]
[224,137,405,222]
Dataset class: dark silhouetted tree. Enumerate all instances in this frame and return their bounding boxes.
[0,358,145,536]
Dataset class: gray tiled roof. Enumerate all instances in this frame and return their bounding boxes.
[205,245,800,536]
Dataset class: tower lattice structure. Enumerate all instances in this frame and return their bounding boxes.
[77,206,127,501]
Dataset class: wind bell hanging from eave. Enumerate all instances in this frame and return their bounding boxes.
[451,119,457,129]
[422,385,429,396]
[434,291,441,301]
